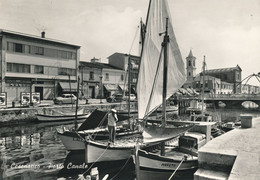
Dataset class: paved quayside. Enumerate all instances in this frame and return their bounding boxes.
[194,114,260,180]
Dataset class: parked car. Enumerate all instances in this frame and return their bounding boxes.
[54,94,77,104]
[123,94,137,101]
[106,94,123,103]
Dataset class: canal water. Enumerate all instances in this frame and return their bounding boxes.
[1,107,260,180]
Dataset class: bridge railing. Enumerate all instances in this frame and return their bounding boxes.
[203,93,260,99]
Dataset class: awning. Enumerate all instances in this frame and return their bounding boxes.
[103,84,118,91]
[118,84,128,91]
[59,82,77,92]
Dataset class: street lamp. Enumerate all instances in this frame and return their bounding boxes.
[99,75,103,103]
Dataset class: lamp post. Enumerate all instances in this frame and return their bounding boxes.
[99,75,103,103]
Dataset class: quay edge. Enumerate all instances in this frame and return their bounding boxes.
[194,114,260,180]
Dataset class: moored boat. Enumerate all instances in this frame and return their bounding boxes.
[37,113,89,122]
[85,123,193,163]
[57,109,140,151]
[36,108,89,122]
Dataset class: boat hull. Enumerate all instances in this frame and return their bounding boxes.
[36,114,89,122]
[137,149,197,172]
[57,132,86,151]
[58,130,142,151]
[85,141,133,163]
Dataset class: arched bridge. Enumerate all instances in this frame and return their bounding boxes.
[204,94,260,108]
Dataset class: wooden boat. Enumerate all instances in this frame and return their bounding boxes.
[85,124,193,163]
[37,113,89,122]
[36,108,89,122]
[132,1,210,179]
[57,109,141,150]
[186,100,207,114]
[83,0,195,165]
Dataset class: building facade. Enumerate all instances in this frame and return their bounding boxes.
[193,75,233,95]
[108,52,140,94]
[242,84,260,94]
[0,29,80,102]
[205,65,242,93]
[79,61,126,98]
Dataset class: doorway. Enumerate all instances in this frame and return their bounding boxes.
[89,86,95,98]
[35,87,43,100]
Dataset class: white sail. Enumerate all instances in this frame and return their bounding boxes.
[137,0,186,119]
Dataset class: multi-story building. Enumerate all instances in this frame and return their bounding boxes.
[0,29,80,102]
[205,65,242,93]
[193,75,233,95]
[79,61,126,98]
[108,52,140,94]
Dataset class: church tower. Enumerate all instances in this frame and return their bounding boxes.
[186,50,196,82]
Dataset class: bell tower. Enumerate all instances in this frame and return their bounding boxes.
[186,50,196,82]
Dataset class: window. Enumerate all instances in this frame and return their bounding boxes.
[121,74,124,81]
[105,73,109,80]
[35,65,44,74]
[188,72,191,76]
[193,60,195,66]
[30,46,44,55]
[7,63,30,73]
[58,68,76,76]
[14,43,24,53]
[89,72,94,80]
[188,60,191,66]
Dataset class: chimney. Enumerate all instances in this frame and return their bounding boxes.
[41,31,45,38]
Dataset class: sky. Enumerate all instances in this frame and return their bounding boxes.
[0,0,260,85]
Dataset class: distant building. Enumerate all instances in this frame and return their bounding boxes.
[0,29,80,102]
[205,65,242,93]
[79,61,126,98]
[182,50,242,94]
[193,75,233,95]
[108,52,140,94]
[242,84,260,94]
[185,50,196,88]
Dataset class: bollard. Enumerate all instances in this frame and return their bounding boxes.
[12,101,15,108]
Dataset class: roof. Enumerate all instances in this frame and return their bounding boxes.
[193,74,220,81]
[0,29,80,48]
[79,61,122,70]
[108,52,140,59]
[187,49,194,58]
[205,65,242,74]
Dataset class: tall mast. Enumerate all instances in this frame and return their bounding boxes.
[160,18,169,157]
[201,56,206,115]
[74,76,80,130]
[161,18,169,128]
[128,55,131,127]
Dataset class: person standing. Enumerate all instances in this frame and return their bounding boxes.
[107,107,118,144]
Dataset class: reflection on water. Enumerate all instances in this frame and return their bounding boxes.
[0,121,75,180]
[0,107,260,180]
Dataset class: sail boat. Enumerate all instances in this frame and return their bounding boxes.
[83,0,194,164]
[133,0,211,179]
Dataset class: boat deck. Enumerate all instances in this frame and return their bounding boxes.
[148,146,198,161]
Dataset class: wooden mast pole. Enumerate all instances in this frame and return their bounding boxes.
[202,56,206,116]
[160,18,169,156]
[74,76,79,130]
